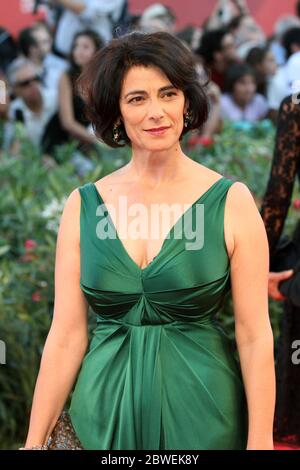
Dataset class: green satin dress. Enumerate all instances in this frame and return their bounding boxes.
[68,176,248,450]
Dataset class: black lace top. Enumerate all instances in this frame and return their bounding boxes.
[260,94,300,259]
[260,94,300,446]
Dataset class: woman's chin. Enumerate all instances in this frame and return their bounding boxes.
[140,136,178,151]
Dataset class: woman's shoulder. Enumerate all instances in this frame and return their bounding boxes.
[220,92,232,102]
[93,168,126,192]
[225,180,263,229]
[58,69,72,88]
[209,174,256,210]
[56,187,81,245]
[64,186,82,208]
[252,93,269,108]
[226,180,254,200]
[220,93,234,108]
[223,181,267,260]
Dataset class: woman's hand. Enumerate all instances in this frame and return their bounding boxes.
[268,270,294,301]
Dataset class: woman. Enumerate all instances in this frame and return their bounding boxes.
[261,94,300,446]
[58,30,103,148]
[227,13,265,59]
[245,45,279,124]
[22,31,275,450]
[245,45,277,97]
[220,63,269,123]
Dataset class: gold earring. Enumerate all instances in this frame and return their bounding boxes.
[184,111,191,128]
[113,122,121,143]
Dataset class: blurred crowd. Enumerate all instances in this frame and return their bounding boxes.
[1,0,300,172]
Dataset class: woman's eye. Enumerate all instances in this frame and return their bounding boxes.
[164,92,177,97]
[129,96,143,103]
[129,92,177,103]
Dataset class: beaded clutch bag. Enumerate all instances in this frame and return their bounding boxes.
[47,410,84,450]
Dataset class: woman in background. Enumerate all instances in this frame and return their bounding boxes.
[261,94,300,446]
[220,63,269,122]
[58,30,103,148]
[245,45,277,97]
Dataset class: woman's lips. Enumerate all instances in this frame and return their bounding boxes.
[145,127,170,136]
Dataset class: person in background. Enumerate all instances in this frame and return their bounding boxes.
[227,13,266,60]
[296,0,300,21]
[176,35,222,143]
[267,25,300,115]
[281,27,300,96]
[18,24,68,98]
[18,28,41,66]
[196,27,239,92]
[176,25,203,53]
[245,46,277,96]
[193,60,222,142]
[5,58,58,151]
[220,63,269,123]
[245,45,278,123]
[52,0,126,57]
[138,3,176,34]
[58,30,103,148]
[204,0,249,31]
[0,27,18,76]
[270,15,300,66]
[30,22,68,94]
[260,94,300,446]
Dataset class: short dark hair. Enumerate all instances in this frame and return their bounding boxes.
[0,27,18,74]
[224,63,256,93]
[196,27,229,65]
[227,14,246,33]
[71,29,104,57]
[69,29,104,83]
[282,27,300,58]
[76,31,209,148]
[18,27,38,57]
[31,20,52,37]
[245,45,270,67]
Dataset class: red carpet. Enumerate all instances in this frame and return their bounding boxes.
[274,442,300,450]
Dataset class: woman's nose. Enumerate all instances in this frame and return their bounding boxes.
[147,99,165,119]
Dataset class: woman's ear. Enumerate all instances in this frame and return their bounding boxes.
[184,99,190,114]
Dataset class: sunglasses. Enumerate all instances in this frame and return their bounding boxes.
[15,75,41,88]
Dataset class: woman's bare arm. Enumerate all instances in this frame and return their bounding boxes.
[50,0,85,15]
[24,188,89,447]
[58,73,98,145]
[226,182,276,450]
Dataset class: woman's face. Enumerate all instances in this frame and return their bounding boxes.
[119,65,189,151]
[262,50,277,77]
[72,35,97,67]
[232,74,256,105]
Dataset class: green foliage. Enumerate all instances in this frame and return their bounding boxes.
[0,120,299,448]
[187,120,275,197]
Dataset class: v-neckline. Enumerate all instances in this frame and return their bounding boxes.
[91,177,225,273]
